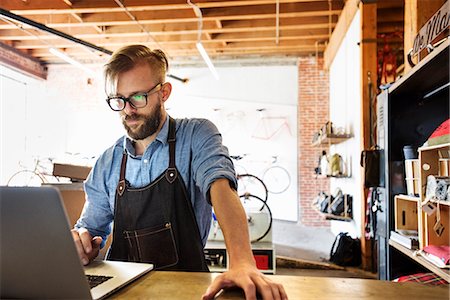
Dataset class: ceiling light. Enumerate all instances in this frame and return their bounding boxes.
[196,42,219,80]
[188,0,219,80]
[49,47,97,77]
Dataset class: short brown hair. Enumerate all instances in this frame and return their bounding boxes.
[104,45,169,95]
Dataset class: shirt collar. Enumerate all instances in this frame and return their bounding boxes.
[122,115,170,157]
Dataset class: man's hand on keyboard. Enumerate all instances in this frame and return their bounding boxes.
[71,228,102,265]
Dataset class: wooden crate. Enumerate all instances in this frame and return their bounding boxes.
[394,195,419,232]
[419,143,450,248]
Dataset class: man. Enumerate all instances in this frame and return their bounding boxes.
[72,45,287,300]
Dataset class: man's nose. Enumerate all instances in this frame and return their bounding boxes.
[123,101,137,115]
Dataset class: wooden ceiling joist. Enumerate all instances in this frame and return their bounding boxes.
[0,0,403,66]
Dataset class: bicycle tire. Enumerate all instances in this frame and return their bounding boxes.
[262,165,291,194]
[240,194,272,243]
[6,170,45,187]
[237,174,268,202]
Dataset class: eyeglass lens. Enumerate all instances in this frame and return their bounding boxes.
[108,93,148,111]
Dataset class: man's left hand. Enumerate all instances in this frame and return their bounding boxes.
[201,263,288,300]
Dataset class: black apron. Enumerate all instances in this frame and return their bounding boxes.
[107,117,209,272]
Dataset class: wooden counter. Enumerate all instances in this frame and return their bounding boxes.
[110,271,449,299]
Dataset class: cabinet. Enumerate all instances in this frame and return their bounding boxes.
[389,144,450,282]
[377,39,449,280]
[204,241,276,274]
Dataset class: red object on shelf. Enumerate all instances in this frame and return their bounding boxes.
[423,245,450,265]
[426,119,450,146]
[254,255,269,270]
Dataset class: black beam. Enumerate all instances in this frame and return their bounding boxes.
[0,8,112,55]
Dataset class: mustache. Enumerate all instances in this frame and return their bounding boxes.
[122,114,143,121]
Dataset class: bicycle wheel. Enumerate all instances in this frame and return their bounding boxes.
[240,194,272,243]
[237,174,268,202]
[262,165,291,194]
[6,170,45,187]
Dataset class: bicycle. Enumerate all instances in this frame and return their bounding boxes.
[240,193,272,243]
[262,156,291,194]
[251,108,292,140]
[209,193,273,243]
[6,157,60,186]
[232,154,291,196]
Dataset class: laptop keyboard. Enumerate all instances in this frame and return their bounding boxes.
[86,274,113,289]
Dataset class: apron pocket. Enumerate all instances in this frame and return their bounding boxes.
[124,222,179,269]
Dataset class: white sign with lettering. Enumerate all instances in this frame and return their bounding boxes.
[412,0,449,55]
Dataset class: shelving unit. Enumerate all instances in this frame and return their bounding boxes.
[311,125,353,222]
[377,38,449,280]
[388,240,450,282]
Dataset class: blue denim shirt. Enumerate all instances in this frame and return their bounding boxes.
[75,116,237,248]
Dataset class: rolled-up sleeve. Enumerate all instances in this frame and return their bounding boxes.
[190,119,237,203]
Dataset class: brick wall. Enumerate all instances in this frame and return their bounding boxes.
[298,56,330,227]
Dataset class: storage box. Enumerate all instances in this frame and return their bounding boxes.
[439,158,450,176]
[394,195,419,232]
[405,178,420,196]
[405,159,420,178]
[53,163,92,181]
[405,159,420,196]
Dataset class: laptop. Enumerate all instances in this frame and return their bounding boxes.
[0,186,153,299]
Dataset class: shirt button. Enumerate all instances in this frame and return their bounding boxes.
[143,159,149,164]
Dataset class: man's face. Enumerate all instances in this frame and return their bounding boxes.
[116,64,164,140]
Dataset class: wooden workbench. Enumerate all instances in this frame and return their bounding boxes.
[110,271,449,299]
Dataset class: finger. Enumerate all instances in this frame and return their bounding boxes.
[71,229,89,265]
[278,282,288,300]
[246,275,269,300]
[202,275,233,300]
[264,278,282,300]
[92,236,103,248]
[78,228,93,253]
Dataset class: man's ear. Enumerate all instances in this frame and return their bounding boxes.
[161,82,172,102]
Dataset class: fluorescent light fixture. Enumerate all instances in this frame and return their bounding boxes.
[188,0,219,80]
[49,47,97,77]
[196,42,219,80]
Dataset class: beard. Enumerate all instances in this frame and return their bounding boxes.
[122,100,163,140]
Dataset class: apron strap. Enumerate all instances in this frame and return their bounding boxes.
[117,151,128,196]
[166,116,178,184]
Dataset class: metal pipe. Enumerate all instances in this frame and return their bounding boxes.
[0,8,112,55]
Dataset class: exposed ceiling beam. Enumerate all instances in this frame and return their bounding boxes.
[324,0,360,69]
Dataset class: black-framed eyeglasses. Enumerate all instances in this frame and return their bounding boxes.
[106,82,164,111]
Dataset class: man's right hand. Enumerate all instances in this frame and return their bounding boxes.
[71,228,102,265]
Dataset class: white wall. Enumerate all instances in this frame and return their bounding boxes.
[168,66,298,221]
[0,63,299,221]
[328,10,362,238]
[0,65,48,184]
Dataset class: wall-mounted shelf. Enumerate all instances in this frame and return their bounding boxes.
[312,133,352,146]
[311,201,353,222]
[314,174,352,179]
